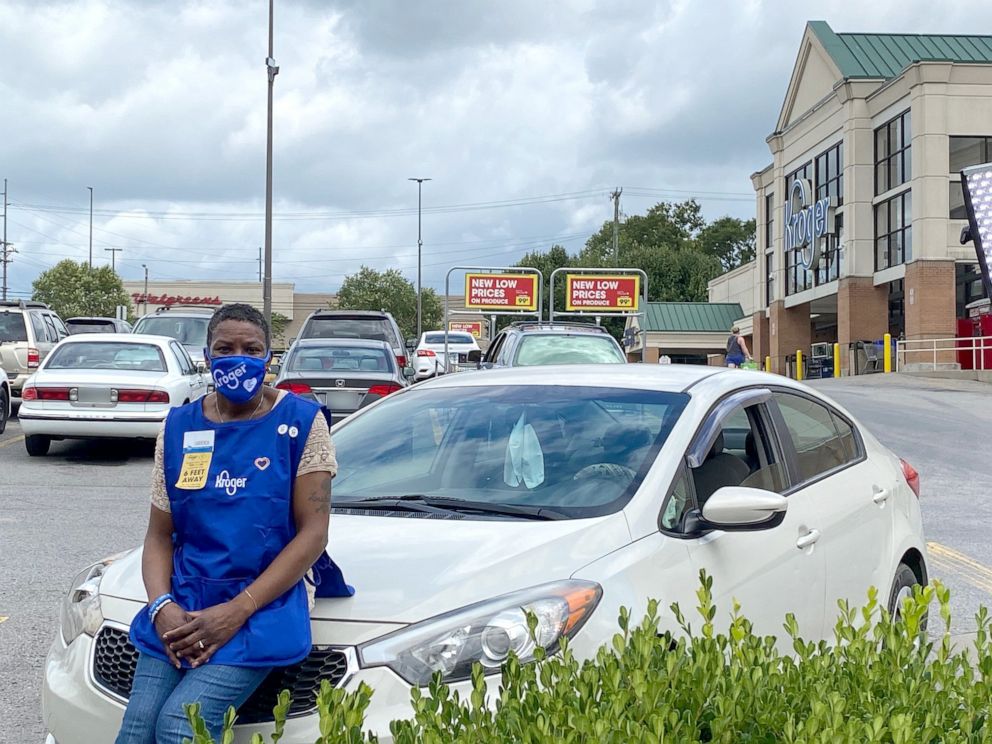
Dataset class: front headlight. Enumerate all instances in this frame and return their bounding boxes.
[358,580,602,685]
[59,551,130,645]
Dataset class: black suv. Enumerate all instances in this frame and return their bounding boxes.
[297,310,408,368]
[480,321,627,368]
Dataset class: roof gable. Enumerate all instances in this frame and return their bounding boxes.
[776,23,846,132]
[640,302,744,333]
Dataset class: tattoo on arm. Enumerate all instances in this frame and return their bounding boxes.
[307,476,332,514]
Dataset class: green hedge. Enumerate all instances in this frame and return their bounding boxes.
[185,574,992,743]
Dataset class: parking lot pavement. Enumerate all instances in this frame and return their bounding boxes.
[1,373,990,740]
[810,374,992,635]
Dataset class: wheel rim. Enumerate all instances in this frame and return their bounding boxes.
[893,584,914,620]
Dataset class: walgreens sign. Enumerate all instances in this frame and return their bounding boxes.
[132,293,222,307]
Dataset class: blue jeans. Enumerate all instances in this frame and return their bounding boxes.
[115,653,272,744]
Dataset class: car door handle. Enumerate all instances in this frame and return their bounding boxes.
[796,529,821,550]
[872,486,890,505]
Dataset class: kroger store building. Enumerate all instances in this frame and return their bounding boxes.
[707,21,992,374]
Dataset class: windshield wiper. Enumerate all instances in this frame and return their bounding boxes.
[334,494,569,521]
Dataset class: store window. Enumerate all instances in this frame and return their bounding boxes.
[764,193,774,305]
[888,280,905,338]
[875,110,912,196]
[956,263,986,318]
[785,163,813,296]
[949,136,992,219]
[875,191,912,271]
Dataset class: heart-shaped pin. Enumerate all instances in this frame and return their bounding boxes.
[243,377,258,393]
[255,457,270,471]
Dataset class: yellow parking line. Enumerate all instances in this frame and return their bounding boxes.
[0,616,8,624]
[927,542,992,595]
[0,435,24,449]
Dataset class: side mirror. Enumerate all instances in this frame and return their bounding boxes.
[268,363,282,377]
[699,486,788,531]
[466,349,482,363]
[403,366,415,378]
[196,361,208,374]
[406,337,418,349]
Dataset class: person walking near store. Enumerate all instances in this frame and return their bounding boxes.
[725,326,751,368]
[116,303,351,743]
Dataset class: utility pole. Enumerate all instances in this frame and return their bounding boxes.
[610,187,623,267]
[87,186,94,268]
[142,264,149,315]
[262,0,279,327]
[408,177,431,339]
[2,178,11,302]
[105,247,122,272]
[258,246,263,283]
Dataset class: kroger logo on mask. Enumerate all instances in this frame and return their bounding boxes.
[214,362,248,390]
[215,470,248,496]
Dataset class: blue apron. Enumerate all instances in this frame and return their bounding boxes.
[130,394,353,668]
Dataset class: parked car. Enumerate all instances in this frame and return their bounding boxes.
[297,310,408,370]
[0,361,10,435]
[66,317,133,334]
[131,306,213,368]
[480,321,626,369]
[43,365,927,742]
[413,331,481,380]
[0,299,70,397]
[273,338,412,425]
[18,334,209,455]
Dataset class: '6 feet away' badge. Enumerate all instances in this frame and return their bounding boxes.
[175,430,215,490]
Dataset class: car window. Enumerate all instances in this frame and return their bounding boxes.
[45,342,168,372]
[29,312,47,342]
[688,402,785,512]
[333,385,690,518]
[51,315,70,338]
[661,467,693,531]
[514,334,625,366]
[302,317,398,347]
[43,314,60,343]
[424,332,474,345]
[774,393,860,483]
[0,311,28,343]
[170,342,194,375]
[289,346,392,373]
[67,320,116,334]
[134,316,210,347]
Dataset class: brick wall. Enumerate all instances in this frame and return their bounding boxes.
[904,260,957,365]
[751,311,770,363]
[769,300,811,375]
[837,277,888,374]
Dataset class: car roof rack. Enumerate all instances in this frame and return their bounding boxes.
[153,305,216,314]
[0,299,49,310]
[507,320,607,332]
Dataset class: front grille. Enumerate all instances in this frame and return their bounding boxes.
[92,627,351,724]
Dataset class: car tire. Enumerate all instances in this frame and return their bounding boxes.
[0,386,8,435]
[888,562,925,628]
[25,434,51,457]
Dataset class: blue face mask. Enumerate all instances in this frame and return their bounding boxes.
[208,353,270,404]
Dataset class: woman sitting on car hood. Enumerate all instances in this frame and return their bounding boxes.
[116,303,351,743]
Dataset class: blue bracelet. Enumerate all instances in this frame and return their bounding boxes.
[147,593,174,621]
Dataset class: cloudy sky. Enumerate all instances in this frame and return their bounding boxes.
[3,0,992,299]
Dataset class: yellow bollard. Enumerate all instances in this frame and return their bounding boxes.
[764,355,771,373]
[796,350,804,381]
[833,343,841,378]
[883,333,892,373]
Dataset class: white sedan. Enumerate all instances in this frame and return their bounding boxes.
[18,333,208,456]
[43,365,927,742]
[413,331,480,380]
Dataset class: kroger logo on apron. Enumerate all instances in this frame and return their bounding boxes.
[215,470,248,496]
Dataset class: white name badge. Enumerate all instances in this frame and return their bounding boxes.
[183,430,215,453]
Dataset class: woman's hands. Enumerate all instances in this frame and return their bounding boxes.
[162,596,255,668]
[153,603,193,669]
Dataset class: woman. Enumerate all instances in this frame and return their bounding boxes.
[725,326,751,368]
[116,303,348,743]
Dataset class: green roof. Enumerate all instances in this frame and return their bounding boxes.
[810,21,992,80]
[641,302,744,333]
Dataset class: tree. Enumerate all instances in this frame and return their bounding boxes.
[336,266,442,339]
[580,200,706,266]
[515,244,572,322]
[697,217,757,272]
[32,260,132,320]
[270,312,290,346]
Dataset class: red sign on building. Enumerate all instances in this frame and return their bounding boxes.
[449,320,483,338]
[464,273,538,311]
[132,293,223,308]
[565,274,640,312]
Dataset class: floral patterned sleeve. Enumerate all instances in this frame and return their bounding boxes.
[150,427,170,513]
[297,412,337,478]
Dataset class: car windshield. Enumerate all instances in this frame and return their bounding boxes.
[303,317,396,347]
[67,320,115,334]
[288,346,393,373]
[134,316,209,348]
[333,385,688,518]
[424,333,475,345]
[0,311,28,342]
[514,334,625,366]
[45,342,167,372]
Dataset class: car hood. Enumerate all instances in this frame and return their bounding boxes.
[99,512,631,624]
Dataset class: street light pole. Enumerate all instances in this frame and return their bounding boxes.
[408,177,431,339]
[142,264,149,315]
[87,186,93,268]
[262,0,279,327]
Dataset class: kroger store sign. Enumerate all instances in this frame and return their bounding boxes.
[784,178,835,271]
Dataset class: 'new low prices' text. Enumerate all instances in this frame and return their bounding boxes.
[465,273,538,311]
[565,274,640,312]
